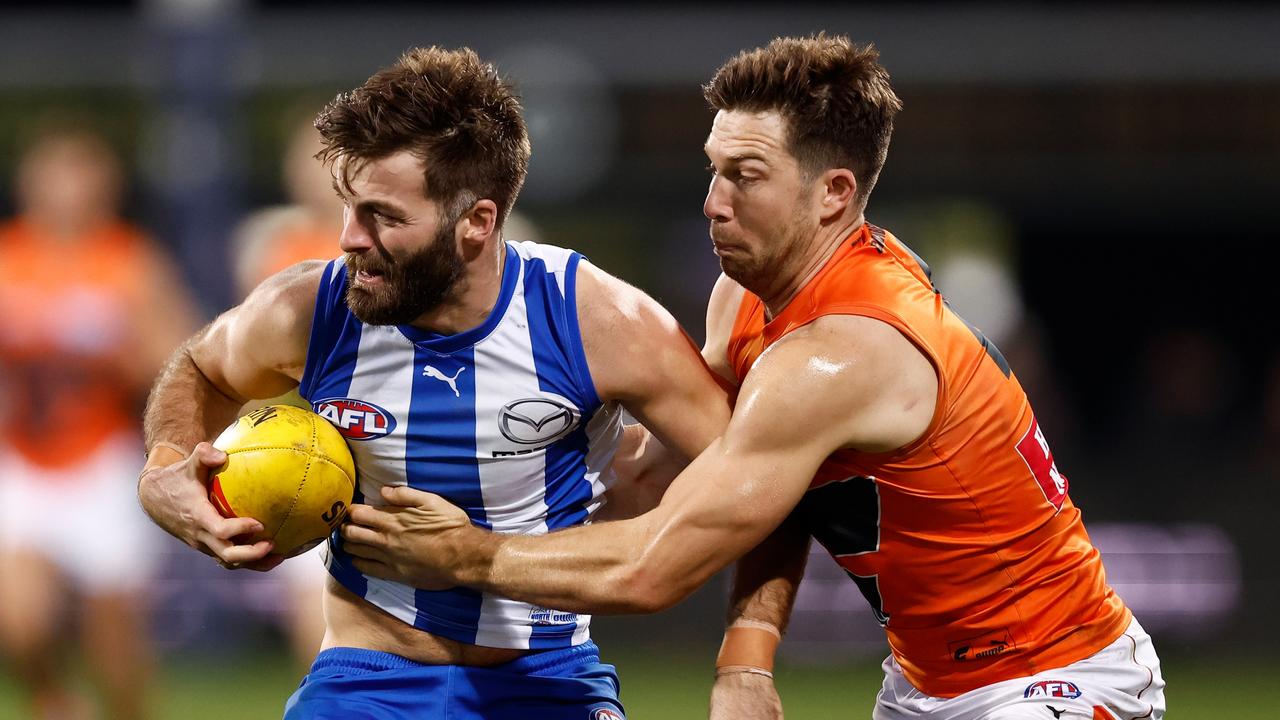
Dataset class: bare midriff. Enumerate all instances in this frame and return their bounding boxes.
[321,577,528,666]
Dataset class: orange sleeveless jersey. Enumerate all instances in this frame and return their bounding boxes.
[0,218,157,469]
[726,224,1130,697]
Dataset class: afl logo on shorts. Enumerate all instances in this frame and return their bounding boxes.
[314,398,396,441]
[590,709,624,720]
[498,397,579,446]
[1023,680,1082,699]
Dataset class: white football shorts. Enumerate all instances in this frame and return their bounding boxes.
[0,435,160,594]
[874,617,1164,720]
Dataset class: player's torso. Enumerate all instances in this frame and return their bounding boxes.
[299,241,621,651]
[727,224,1129,697]
[0,219,149,467]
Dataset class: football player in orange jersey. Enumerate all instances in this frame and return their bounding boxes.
[336,35,1163,719]
[0,129,197,720]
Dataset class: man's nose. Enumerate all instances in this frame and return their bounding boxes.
[703,176,732,223]
[338,208,372,252]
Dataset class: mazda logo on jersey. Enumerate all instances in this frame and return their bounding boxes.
[498,397,579,446]
[314,398,396,441]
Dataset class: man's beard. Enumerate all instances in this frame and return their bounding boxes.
[344,223,466,326]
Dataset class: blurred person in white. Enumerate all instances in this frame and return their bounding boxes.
[0,127,197,720]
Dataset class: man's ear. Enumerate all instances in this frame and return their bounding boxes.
[457,198,499,247]
[819,168,857,221]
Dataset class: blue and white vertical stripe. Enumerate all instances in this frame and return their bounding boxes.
[299,241,622,650]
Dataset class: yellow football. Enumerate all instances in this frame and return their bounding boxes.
[209,404,356,558]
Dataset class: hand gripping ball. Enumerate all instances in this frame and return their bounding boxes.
[209,404,356,557]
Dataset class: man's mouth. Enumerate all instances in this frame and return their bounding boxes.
[354,268,386,284]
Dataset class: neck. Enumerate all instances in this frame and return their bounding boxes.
[26,210,110,242]
[761,213,865,319]
[409,239,507,335]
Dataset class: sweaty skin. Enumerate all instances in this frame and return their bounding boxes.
[138,150,732,666]
[335,110,937,616]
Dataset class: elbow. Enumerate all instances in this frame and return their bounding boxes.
[610,556,698,615]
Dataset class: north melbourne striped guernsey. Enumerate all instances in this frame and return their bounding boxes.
[300,241,623,649]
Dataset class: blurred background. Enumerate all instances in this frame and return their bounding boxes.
[1,1,1277,718]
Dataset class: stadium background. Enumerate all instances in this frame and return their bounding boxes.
[1,1,1277,717]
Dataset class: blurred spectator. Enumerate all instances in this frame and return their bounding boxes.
[0,128,197,719]
[231,116,344,298]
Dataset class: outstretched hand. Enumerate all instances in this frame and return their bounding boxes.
[341,485,480,590]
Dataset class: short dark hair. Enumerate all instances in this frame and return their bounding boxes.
[315,46,531,225]
[704,34,902,206]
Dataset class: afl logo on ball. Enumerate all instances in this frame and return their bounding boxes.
[590,709,624,720]
[314,398,396,441]
[499,397,579,446]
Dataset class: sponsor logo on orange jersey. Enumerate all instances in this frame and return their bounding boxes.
[948,629,1016,662]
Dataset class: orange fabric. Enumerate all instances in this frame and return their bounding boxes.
[0,218,158,468]
[254,223,338,286]
[726,223,1130,698]
[1093,706,1119,720]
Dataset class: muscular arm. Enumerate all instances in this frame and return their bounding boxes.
[137,261,323,563]
[592,271,744,521]
[370,313,937,613]
[572,261,734,518]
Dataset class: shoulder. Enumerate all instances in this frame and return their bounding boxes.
[703,273,747,382]
[573,259,697,402]
[741,314,937,454]
[237,259,329,340]
[574,259,682,356]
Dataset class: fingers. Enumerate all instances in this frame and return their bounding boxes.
[347,503,394,531]
[206,514,265,541]
[341,523,386,548]
[241,554,286,573]
[206,536,274,567]
[381,485,441,507]
[189,441,227,472]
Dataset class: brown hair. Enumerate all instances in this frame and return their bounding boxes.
[704,34,902,206]
[315,46,530,225]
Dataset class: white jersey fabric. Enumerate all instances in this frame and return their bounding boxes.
[875,618,1165,720]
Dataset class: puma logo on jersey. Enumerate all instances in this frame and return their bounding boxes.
[422,365,465,397]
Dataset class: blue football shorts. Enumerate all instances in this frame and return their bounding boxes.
[283,641,625,720]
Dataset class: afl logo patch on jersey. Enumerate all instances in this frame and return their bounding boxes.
[590,709,624,720]
[314,398,396,441]
[498,397,579,446]
[1023,680,1082,699]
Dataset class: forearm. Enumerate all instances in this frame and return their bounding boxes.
[726,515,810,630]
[142,337,243,465]
[596,425,689,522]
[459,515,675,615]
[715,515,810,677]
